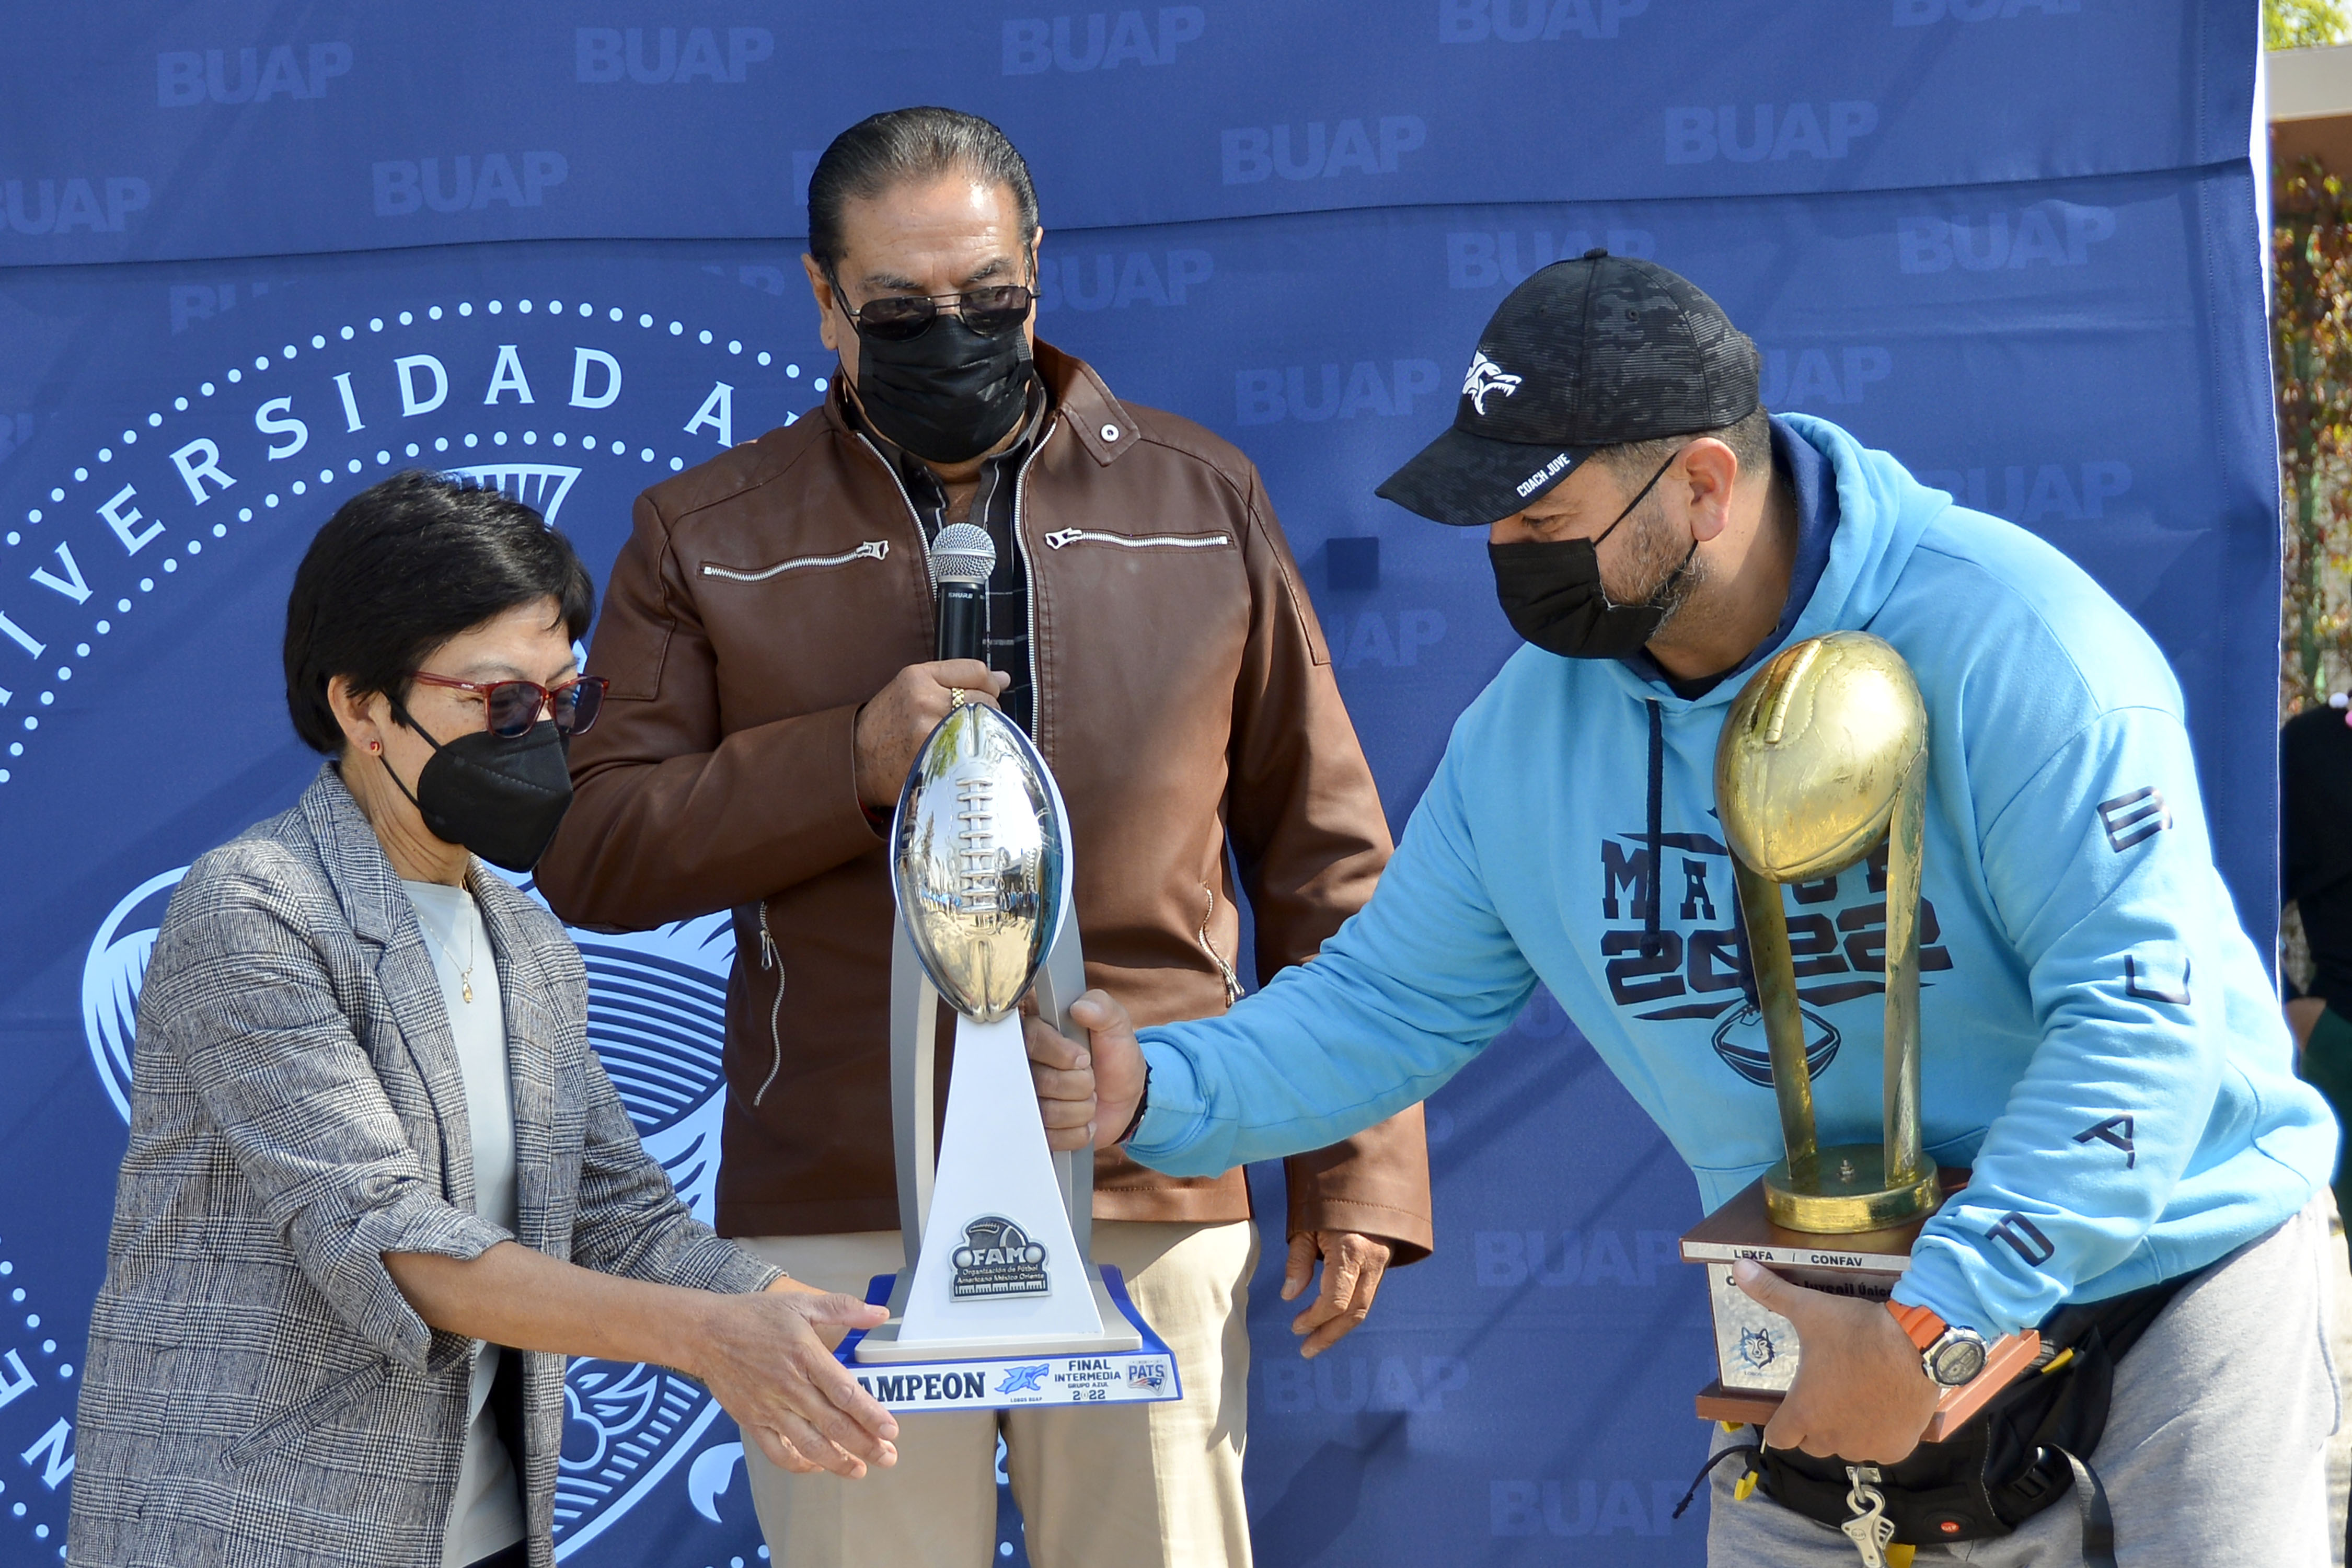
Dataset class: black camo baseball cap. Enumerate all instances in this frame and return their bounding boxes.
[1376,250,1760,527]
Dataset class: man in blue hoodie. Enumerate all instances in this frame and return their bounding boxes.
[1027,253,2342,1564]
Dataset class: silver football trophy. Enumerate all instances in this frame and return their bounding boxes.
[836,700,1181,1412]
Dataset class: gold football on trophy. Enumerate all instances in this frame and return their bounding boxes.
[1715,631,1927,883]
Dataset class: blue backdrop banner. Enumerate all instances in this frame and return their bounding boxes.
[0,4,2273,1565]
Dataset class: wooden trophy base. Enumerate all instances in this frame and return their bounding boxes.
[1680,1171,2040,1443]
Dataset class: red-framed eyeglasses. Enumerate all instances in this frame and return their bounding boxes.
[407,671,608,738]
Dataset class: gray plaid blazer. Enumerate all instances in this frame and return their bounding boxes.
[67,766,779,1568]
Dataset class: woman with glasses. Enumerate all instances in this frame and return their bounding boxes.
[66,472,899,1568]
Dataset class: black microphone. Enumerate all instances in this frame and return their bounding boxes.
[929,522,996,664]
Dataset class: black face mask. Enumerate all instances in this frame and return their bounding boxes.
[383,701,574,872]
[1487,451,1696,660]
[852,315,1037,465]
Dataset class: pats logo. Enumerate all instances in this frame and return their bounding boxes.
[1462,351,1521,416]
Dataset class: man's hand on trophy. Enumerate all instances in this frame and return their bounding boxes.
[1024,988,1148,1151]
[852,660,1010,809]
[696,1279,900,1480]
[1732,1261,1941,1464]
[1282,1231,1394,1357]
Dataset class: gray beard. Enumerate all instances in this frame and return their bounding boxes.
[1605,500,1708,634]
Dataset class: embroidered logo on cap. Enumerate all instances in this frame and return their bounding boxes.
[1463,350,1523,416]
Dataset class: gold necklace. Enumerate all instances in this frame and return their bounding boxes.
[421,895,479,1004]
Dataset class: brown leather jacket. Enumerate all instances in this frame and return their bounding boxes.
[536,341,1432,1260]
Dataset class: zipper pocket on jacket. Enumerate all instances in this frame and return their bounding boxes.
[701,540,890,582]
[753,901,786,1108]
[1044,528,1230,551]
[1197,886,1243,1009]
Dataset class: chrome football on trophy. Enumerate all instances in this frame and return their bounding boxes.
[1679,632,2036,1438]
[837,699,1180,1413]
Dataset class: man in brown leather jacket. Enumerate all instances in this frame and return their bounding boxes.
[535,107,1430,1568]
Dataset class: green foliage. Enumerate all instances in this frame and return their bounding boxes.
[2268,0,2350,50]
[2274,157,2352,710]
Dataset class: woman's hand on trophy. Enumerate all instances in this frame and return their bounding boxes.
[1024,988,1148,1151]
[1732,1261,1941,1463]
[695,1280,900,1480]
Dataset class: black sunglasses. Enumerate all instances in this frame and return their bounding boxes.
[828,270,1035,343]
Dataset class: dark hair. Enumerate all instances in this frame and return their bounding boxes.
[282,470,594,754]
[807,106,1040,272]
[1596,404,1774,490]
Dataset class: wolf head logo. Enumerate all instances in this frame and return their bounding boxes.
[998,1363,1052,1394]
[1738,1325,1778,1369]
[1462,350,1523,417]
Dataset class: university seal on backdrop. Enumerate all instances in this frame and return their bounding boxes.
[0,263,829,1560]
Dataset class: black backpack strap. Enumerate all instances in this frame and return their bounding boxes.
[1670,1440,1763,1520]
[2051,1446,2117,1567]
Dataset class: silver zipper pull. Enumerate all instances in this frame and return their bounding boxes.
[754,901,785,1106]
[1045,528,1082,549]
[857,540,890,560]
[1198,888,1243,1008]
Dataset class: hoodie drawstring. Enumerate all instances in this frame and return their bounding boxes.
[1645,699,1666,953]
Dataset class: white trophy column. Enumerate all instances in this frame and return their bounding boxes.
[896,1011,1104,1348]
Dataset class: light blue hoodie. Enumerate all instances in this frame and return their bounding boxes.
[1129,414,2334,1339]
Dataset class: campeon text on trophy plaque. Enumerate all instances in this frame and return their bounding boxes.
[836,700,1181,1413]
[1679,631,2038,1440]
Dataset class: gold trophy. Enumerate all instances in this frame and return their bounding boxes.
[1678,632,2037,1438]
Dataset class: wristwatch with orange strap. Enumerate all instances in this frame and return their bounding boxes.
[1888,1300,1990,1388]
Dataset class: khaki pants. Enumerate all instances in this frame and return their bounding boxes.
[738,1219,1259,1568]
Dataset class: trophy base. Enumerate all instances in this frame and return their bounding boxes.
[837,1265,1182,1412]
[1763,1144,1943,1232]
[1682,1171,2039,1444]
[854,1266,1144,1362]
